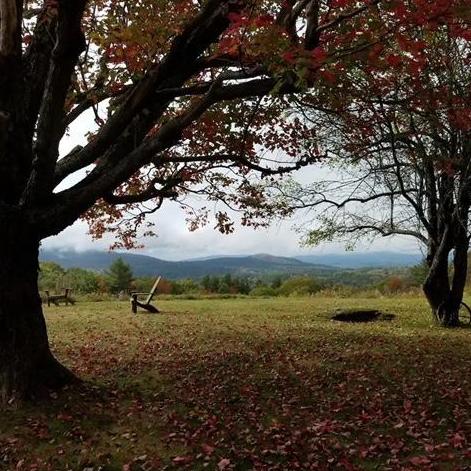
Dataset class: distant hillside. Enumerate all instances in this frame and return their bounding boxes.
[39,249,415,286]
[296,251,422,268]
[39,250,336,279]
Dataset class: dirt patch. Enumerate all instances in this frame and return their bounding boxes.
[331,310,395,323]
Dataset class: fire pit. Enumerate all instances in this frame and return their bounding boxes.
[331,310,395,323]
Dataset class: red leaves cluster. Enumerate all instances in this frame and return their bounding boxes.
[51,0,470,247]
[448,107,471,132]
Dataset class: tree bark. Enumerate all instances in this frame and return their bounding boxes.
[423,257,450,324]
[423,240,468,327]
[0,212,76,404]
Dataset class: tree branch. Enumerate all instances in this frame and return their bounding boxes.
[276,0,309,43]
[316,0,381,34]
[289,189,417,210]
[22,4,59,135]
[304,0,320,50]
[23,0,87,203]
[344,224,427,244]
[54,0,246,185]
[63,66,266,129]
[33,76,297,237]
[104,186,179,205]
[0,0,19,57]
[64,85,132,127]
[165,150,319,176]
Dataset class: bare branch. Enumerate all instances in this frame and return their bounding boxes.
[165,151,319,176]
[289,190,417,210]
[316,0,381,35]
[344,224,427,244]
[64,85,132,127]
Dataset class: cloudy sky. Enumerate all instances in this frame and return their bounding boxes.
[42,202,421,260]
[43,111,422,261]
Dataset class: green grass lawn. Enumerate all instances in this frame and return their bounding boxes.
[1,296,471,470]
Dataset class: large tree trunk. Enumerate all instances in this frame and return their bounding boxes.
[423,241,451,325]
[0,214,76,404]
[423,240,468,327]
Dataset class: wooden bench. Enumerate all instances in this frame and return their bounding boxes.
[45,288,75,307]
[130,276,161,314]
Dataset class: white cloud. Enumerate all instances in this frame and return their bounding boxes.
[43,198,421,260]
[45,111,422,260]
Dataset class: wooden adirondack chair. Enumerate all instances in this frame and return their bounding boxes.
[130,276,161,314]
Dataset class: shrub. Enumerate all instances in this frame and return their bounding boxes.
[278,276,321,297]
[386,276,404,293]
[250,285,277,297]
[172,279,201,295]
[63,267,99,293]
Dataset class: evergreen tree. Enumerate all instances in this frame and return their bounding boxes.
[106,258,134,294]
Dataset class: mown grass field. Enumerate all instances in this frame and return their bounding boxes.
[1,296,471,470]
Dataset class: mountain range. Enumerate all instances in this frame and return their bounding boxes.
[295,251,422,268]
[39,249,421,280]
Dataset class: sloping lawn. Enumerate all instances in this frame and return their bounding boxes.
[1,297,471,470]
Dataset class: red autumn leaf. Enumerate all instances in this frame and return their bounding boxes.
[227,12,243,25]
[56,413,73,422]
[218,458,231,470]
[253,14,274,27]
[283,50,297,64]
[319,69,337,84]
[312,46,327,64]
[386,54,402,67]
[450,431,466,449]
[172,455,193,465]
[201,443,215,455]
[409,455,431,466]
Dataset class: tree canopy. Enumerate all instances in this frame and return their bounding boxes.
[273,21,471,324]
[2,0,469,247]
[0,0,470,401]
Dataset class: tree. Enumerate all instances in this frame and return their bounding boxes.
[409,260,429,287]
[201,275,212,293]
[234,276,251,295]
[106,258,133,293]
[203,275,221,293]
[38,261,65,292]
[0,0,467,402]
[277,23,471,325]
[271,275,283,290]
[219,273,233,293]
[172,278,200,295]
[64,267,99,293]
[277,276,321,296]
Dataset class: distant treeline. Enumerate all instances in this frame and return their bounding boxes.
[39,257,431,298]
